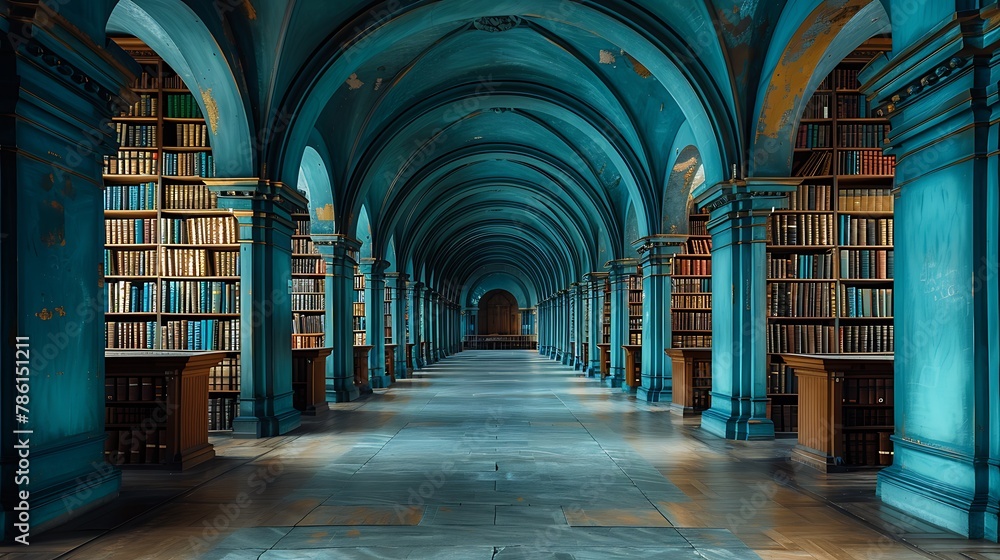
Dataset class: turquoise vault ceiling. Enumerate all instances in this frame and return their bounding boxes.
[95,0,893,302]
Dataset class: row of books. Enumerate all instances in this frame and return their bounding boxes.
[838,124,890,148]
[842,431,893,467]
[769,214,835,246]
[841,324,894,353]
[354,274,366,290]
[672,335,712,348]
[172,123,209,147]
[105,182,157,211]
[162,152,216,177]
[672,278,711,293]
[794,151,832,176]
[672,312,711,331]
[291,294,325,311]
[293,257,325,274]
[836,94,870,119]
[160,216,238,245]
[161,280,241,314]
[844,407,893,427]
[802,93,831,119]
[767,324,837,354]
[115,123,158,148]
[625,275,643,290]
[104,428,167,465]
[292,313,325,334]
[104,150,157,176]
[129,70,158,90]
[162,75,187,89]
[165,93,204,119]
[768,363,799,394]
[292,333,326,348]
[628,315,643,329]
[674,259,710,275]
[771,404,799,433]
[827,68,862,90]
[840,150,895,176]
[209,357,241,392]
[208,396,240,431]
[106,281,157,313]
[843,377,894,406]
[292,238,317,254]
[839,216,893,246]
[767,253,834,280]
[106,218,158,245]
[119,93,157,117]
[105,376,166,402]
[353,332,367,346]
[105,321,157,349]
[796,123,832,149]
[105,406,167,426]
[160,248,240,277]
[352,315,366,330]
[671,294,711,308]
[292,278,325,292]
[689,221,708,236]
[164,183,219,210]
[105,249,157,276]
[839,188,894,212]
[628,333,642,345]
[685,238,711,254]
[787,184,834,211]
[768,281,836,318]
[295,219,312,235]
[840,249,894,279]
[161,319,241,351]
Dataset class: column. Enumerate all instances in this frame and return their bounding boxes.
[585,273,608,377]
[573,282,586,370]
[360,258,389,388]
[390,273,409,379]
[551,292,564,360]
[408,282,424,369]
[436,295,446,359]
[862,17,999,540]
[0,12,133,538]
[313,236,362,402]
[537,300,547,354]
[693,178,796,440]
[607,260,638,388]
[208,179,306,437]
[422,286,434,364]
[633,236,686,402]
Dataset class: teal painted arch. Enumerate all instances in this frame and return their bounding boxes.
[464,270,536,309]
[106,0,255,177]
[662,139,706,234]
[297,141,336,234]
[748,0,891,177]
[267,0,733,210]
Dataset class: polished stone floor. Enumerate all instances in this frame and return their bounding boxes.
[4,350,1000,559]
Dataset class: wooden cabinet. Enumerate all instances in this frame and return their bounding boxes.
[105,350,225,470]
[291,347,332,414]
[385,344,397,382]
[666,348,712,417]
[778,353,893,472]
[596,343,611,378]
[622,344,642,389]
[353,346,373,388]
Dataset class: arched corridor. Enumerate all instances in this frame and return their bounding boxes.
[15,351,994,558]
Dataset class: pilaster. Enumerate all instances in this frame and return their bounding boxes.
[313,236,362,402]
[633,235,687,402]
[607,259,638,389]
[585,272,608,377]
[359,258,390,388]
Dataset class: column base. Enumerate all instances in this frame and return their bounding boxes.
[561,354,571,366]
[790,445,847,473]
[877,441,998,540]
[669,403,703,418]
[329,382,360,403]
[395,365,408,380]
[700,407,775,441]
[1,436,122,542]
[637,386,669,403]
[603,376,623,389]
[232,406,302,439]
[300,402,331,416]
[371,374,392,389]
[587,364,599,378]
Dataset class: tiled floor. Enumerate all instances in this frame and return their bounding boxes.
[4,350,1000,559]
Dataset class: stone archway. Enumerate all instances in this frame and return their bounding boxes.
[478,290,521,335]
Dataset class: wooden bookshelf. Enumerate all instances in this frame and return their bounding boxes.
[353,269,366,346]
[672,211,712,349]
[291,347,332,415]
[666,348,712,417]
[104,38,240,433]
[291,211,326,349]
[104,350,225,469]
[599,277,612,377]
[766,43,895,434]
[624,268,643,389]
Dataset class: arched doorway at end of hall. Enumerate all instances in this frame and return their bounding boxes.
[478,289,520,335]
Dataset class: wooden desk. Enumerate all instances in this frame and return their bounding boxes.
[291,347,332,415]
[622,344,642,389]
[597,343,611,378]
[353,345,373,387]
[778,353,894,472]
[666,348,712,417]
[385,344,397,382]
[105,350,226,470]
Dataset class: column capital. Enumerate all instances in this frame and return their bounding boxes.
[632,234,687,272]
[584,271,609,285]
[694,177,799,214]
[312,235,362,265]
[605,258,639,280]
[358,258,390,277]
[204,178,308,215]
[408,281,425,291]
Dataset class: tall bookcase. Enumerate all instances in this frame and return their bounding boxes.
[103,37,239,432]
[384,285,393,345]
[623,268,644,388]
[766,40,896,434]
[291,211,326,349]
[353,269,367,346]
[599,278,611,376]
[671,211,712,348]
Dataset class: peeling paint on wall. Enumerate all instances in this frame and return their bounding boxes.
[200,88,221,135]
[55,306,66,317]
[622,53,651,78]
[36,308,52,320]
[244,0,256,19]
[346,73,364,90]
[374,77,383,91]
[315,203,335,221]
[599,50,616,64]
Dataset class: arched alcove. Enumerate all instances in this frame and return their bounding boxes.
[478,290,521,336]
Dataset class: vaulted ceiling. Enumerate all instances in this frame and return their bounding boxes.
[92,0,893,303]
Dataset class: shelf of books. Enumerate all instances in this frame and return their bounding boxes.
[291,212,326,349]
[624,268,643,389]
[766,41,895,436]
[598,278,612,377]
[103,37,240,433]
[671,211,712,349]
[353,270,367,346]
